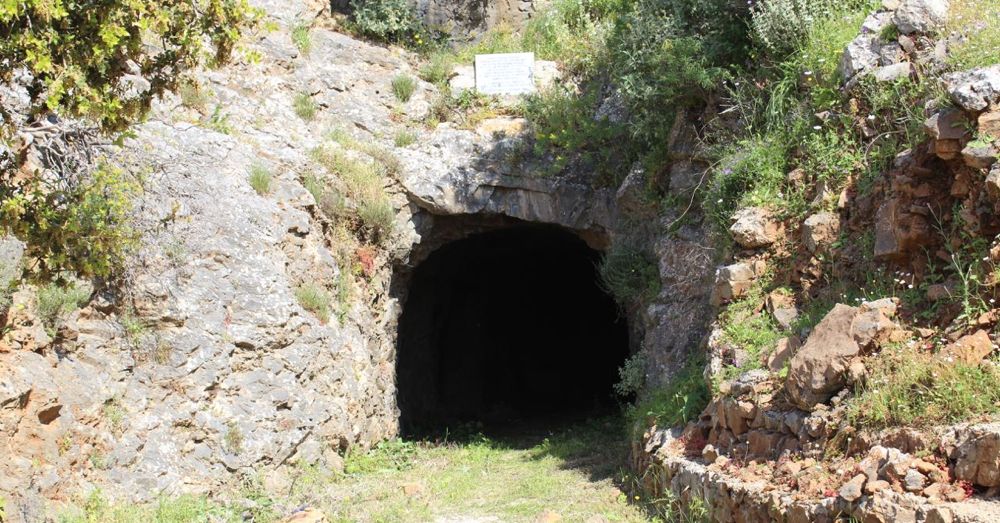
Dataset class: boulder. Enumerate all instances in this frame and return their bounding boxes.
[448,65,476,94]
[838,12,894,81]
[768,337,800,372]
[839,473,867,502]
[948,423,1000,487]
[986,165,1000,201]
[980,110,1000,141]
[924,109,969,140]
[711,262,761,306]
[940,329,994,363]
[962,142,997,169]
[873,62,913,82]
[785,304,860,409]
[615,164,651,215]
[893,0,950,34]
[767,291,799,330]
[730,207,782,248]
[944,65,1000,112]
[802,211,840,253]
[534,60,561,91]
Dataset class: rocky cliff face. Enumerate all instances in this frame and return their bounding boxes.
[0,0,718,516]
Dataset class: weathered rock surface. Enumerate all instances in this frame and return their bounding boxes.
[729,207,781,249]
[945,65,1000,112]
[893,0,950,34]
[786,304,860,409]
[802,211,841,253]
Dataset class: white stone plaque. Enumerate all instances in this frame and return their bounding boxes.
[475,52,535,95]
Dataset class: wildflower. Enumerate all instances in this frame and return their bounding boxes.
[813,125,822,130]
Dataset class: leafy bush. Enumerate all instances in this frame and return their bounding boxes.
[522,86,634,182]
[599,245,661,303]
[628,356,709,431]
[295,283,331,323]
[36,281,92,336]
[614,351,647,396]
[607,9,726,151]
[0,164,139,279]
[349,0,422,43]
[391,74,416,103]
[653,0,753,64]
[293,92,317,120]
[850,346,1000,428]
[0,0,258,133]
[750,0,838,58]
[248,165,272,195]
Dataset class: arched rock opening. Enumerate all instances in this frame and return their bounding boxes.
[395,222,629,435]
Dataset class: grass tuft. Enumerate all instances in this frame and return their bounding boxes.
[391,74,416,103]
[36,281,92,336]
[291,21,312,56]
[849,345,1000,428]
[293,92,317,121]
[248,164,272,195]
[295,283,331,323]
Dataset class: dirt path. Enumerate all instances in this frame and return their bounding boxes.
[295,417,659,523]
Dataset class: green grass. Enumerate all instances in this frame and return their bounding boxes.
[325,417,655,522]
[628,358,710,432]
[58,491,242,523]
[418,52,454,86]
[849,345,1000,428]
[56,418,677,522]
[293,92,317,121]
[291,21,312,56]
[391,74,416,103]
[36,281,92,336]
[946,0,1000,69]
[310,145,396,242]
[248,164,272,195]
[295,283,331,323]
[393,129,417,147]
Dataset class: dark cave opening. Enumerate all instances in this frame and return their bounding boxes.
[396,224,630,436]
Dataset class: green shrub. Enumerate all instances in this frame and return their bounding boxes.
[205,105,233,134]
[850,346,1000,428]
[628,356,709,431]
[614,351,647,396]
[177,80,210,112]
[295,283,331,323]
[750,0,839,58]
[248,165,272,195]
[0,164,139,279]
[36,281,92,336]
[652,0,754,64]
[599,245,661,303]
[349,0,421,43]
[293,92,317,121]
[291,20,312,55]
[523,85,634,182]
[391,74,416,103]
[0,0,258,133]
[607,9,726,151]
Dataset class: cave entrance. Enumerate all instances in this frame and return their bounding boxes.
[396,223,630,436]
